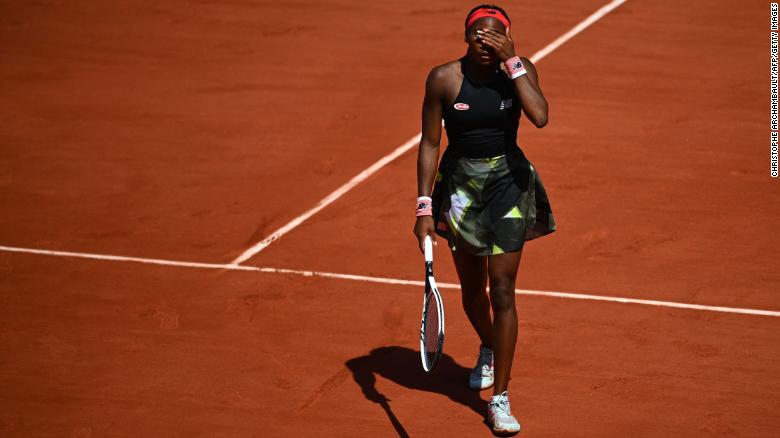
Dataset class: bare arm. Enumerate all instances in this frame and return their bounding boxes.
[417,67,446,196]
[413,66,447,251]
[511,57,548,127]
[477,28,549,127]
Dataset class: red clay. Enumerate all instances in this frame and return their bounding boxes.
[1,1,779,437]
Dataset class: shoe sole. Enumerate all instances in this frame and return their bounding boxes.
[484,419,521,436]
[468,381,494,390]
[468,376,494,390]
[491,427,521,437]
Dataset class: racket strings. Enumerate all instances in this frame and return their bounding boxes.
[423,292,441,367]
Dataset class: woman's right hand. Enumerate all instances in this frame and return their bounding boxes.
[413,216,437,254]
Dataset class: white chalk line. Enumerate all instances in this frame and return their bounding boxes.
[532,0,628,61]
[229,132,421,264]
[230,0,629,264]
[3,244,779,318]
[0,245,260,272]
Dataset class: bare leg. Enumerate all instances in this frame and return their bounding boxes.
[487,248,523,395]
[450,246,492,349]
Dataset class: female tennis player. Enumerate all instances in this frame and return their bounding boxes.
[413,4,556,435]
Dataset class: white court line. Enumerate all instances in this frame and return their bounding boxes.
[3,244,779,318]
[0,245,260,272]
[259,267,780,317]
[230,0,628,265]
[230,131,421,265]
[532,0,628,61]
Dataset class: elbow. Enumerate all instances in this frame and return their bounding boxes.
[528,103,549,128]
[532,114,548,128]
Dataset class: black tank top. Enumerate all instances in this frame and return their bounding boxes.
[442,61,520,158]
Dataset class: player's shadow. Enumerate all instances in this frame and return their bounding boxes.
[345,346,485,438]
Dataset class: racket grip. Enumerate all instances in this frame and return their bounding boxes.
[424,235,433,262]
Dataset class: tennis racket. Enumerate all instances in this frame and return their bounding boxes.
[420,235,445,372]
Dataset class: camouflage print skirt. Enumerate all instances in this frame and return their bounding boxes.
[431,147,556,256]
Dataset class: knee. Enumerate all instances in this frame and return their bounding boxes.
[461,286,487,305]
[489,280,516,313]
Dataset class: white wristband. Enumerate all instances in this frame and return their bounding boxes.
[416,196,433,217]
[504,56,528,80]
[510,69,528,79]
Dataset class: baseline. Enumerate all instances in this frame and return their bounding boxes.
[2,243,778,318]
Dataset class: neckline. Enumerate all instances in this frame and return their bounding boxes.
[460,56,501,87]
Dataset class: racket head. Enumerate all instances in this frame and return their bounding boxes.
[420,275,445,372]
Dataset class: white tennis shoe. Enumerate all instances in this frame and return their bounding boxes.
[468,345,494,390]
[487,391,521,435]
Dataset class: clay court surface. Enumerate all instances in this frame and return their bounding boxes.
[1,0,779,436]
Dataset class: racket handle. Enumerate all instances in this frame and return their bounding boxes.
[424,235,433,262]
